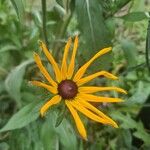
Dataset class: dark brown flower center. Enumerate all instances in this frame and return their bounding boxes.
[58,80,78,99]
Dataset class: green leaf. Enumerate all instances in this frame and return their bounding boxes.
[0,81,5,93]
[10,0,25,22]
[112,112,150,146]
[56,120,77,150]
[49,111,77,150]
[117,130,132,149]
[133,121,150,146]
[128,82,150,104]
[105,18,115,38]
[0,142,9,150]
[76,0,112,71]
[121,12,148,22]
[121,39,138,67]
[133,125,150,146]
[54,3,66,18]
[112,113,137,129]
[55,105,66,127]
[40,118,59,150]
[0,101,43,133]
[5,59,34,106]
[0,45,17,53]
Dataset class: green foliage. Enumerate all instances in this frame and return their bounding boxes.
[112,113,150,146]
[76,0,113,72]
[0,0,150,149]
[121,39,138,67]
[0,100,43,132]
[55,104,66,127]
[5,59,34,106]
[50,112,77,150]
[0,142,9,150]
[121,12,149,22]
[76,0,111,53]
[10,0,25,22]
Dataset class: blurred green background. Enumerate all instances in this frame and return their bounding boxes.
[0,0,150,149]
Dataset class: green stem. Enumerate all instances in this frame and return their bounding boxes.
[53,13,72,60]
[52,1,74,59]
[41,0,49,47]
[146,19,150,72]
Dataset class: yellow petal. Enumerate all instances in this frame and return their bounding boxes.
[65,101,87,140]
[76,71,118,86]
[40,95,61,117]
[30,81,58,94]
[61,38,72,80]
[67,35,78,79]
[39,41,61,82]
[79,86,127,94]
[78,93,124,103]
[78,98,118,128]
[73,47,112,82]
[71,100,108,124]
[34,53,57,87]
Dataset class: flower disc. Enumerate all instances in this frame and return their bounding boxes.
[58,80,78,99]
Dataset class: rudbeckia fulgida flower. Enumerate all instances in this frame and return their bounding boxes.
[31,36,127,140]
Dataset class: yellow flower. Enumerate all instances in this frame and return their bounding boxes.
[31,36,127,140]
